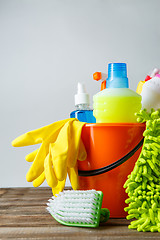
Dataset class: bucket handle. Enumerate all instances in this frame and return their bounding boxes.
[78,138,144,177]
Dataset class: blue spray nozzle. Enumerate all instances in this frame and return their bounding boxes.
[107,63,129,88]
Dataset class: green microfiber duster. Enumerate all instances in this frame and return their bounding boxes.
[124,109,160,232]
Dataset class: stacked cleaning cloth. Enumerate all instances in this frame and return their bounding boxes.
[12,118,87,195]
[124,109,160,232]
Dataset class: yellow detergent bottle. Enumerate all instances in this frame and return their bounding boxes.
[93,63,142,123]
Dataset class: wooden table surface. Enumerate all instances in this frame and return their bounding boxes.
[0,187,160,240]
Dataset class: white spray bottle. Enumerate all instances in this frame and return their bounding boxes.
[70,82,96,123]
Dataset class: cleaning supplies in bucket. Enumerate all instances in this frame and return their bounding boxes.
[70,82,96,123]
[93,63,142,123]
[124,109,160,232]
[12,118,87,195]
[12,62,145,221]
[47,190,110,228]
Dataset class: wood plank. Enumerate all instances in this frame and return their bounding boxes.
[0,226,160,240]
[0,188,160,239]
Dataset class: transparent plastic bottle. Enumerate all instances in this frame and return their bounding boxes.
[70,82,96,123]
[93,63,142,123]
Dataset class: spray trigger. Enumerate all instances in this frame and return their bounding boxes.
[93,72,107,90]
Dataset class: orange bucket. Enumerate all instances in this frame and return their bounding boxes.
[78,123,145,218]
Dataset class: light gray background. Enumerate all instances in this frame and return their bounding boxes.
[0,0,160,187]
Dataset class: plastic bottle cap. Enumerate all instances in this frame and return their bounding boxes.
[75,82,90,106]
[107,63,129,88]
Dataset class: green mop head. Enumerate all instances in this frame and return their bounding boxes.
[124,109,160,232]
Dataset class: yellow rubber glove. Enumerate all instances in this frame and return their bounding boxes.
[32,172,45,187]
[50,120,86,180]
[31,137,86,189]
[68,163,79,190]
[50,138,87,193]
[49,120,87,194]
[52,179,66,196]
[12,118,87,195]
[31,119,87,192]
[25,150,46,187]
[44,152,58,188]
[12,119,73,182]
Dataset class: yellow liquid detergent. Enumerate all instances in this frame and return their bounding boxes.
[93,88,142,123]
[93,63,142,123]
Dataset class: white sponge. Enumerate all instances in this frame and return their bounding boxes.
[141,75,160,111]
